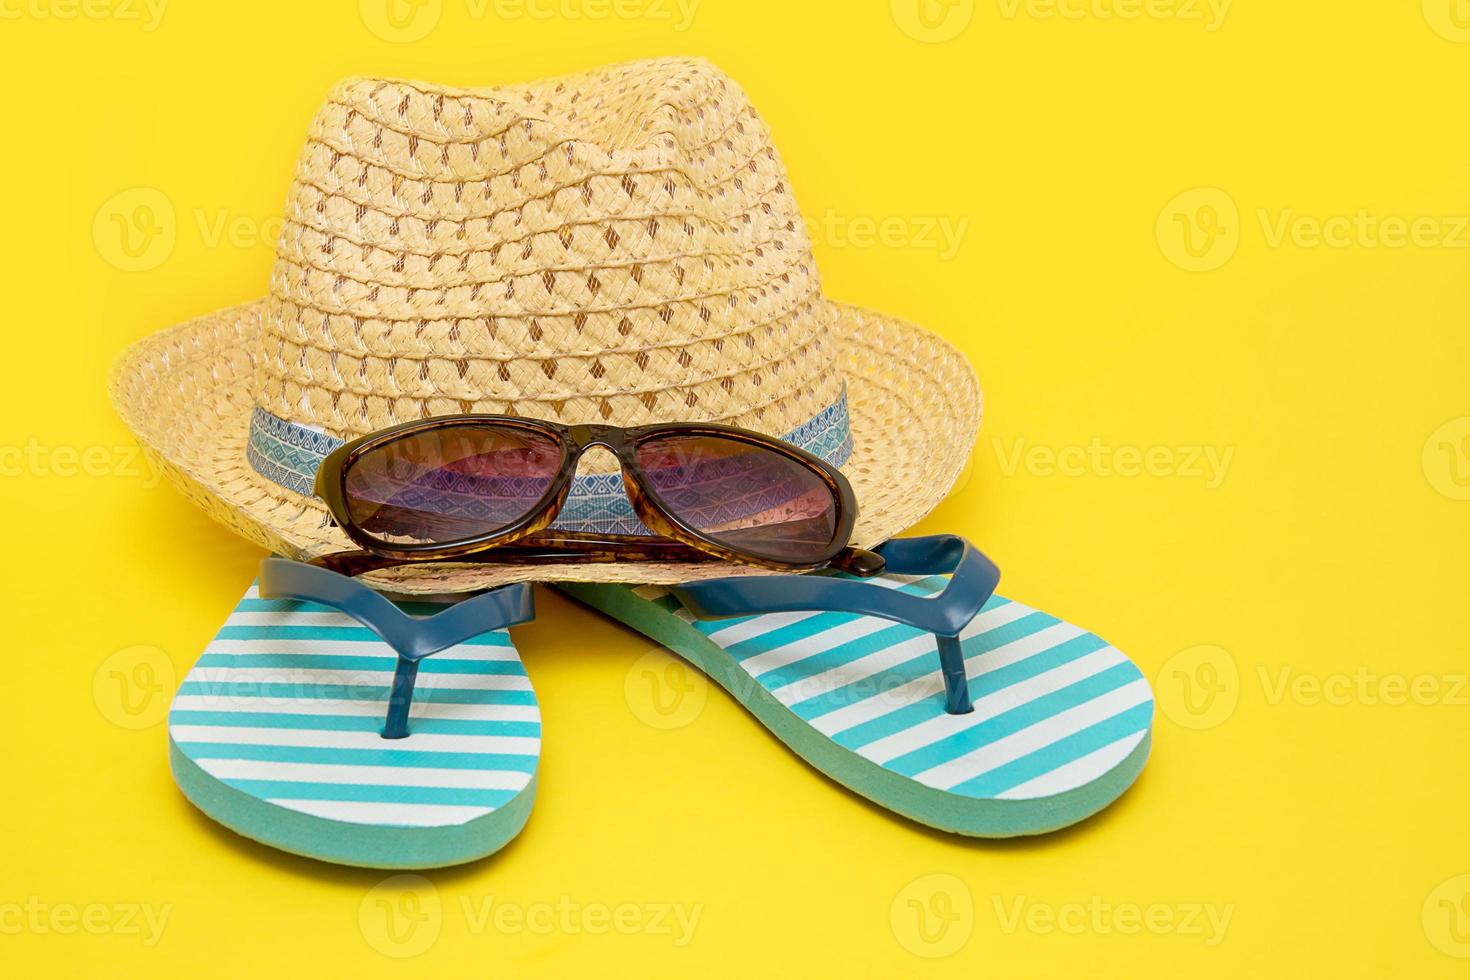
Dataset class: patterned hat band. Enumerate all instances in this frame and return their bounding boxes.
[246,390,855,538]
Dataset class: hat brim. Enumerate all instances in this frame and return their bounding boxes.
[110,297,980,593]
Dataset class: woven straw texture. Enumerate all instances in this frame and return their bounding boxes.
[110,59,980,592]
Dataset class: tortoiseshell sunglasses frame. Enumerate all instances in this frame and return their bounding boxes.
[311,416,884,579]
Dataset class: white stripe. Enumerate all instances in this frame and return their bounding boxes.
[171,694,539,723]
[197,758,533,791]
[227,611,515,635]
[705,610,821,645]
[857,647,1129,764]
[169,725,540,756]
[205,639,519,661]
[186,667,531,691]
[766,600,1036,705]
[807,619,1082,737]
[995,733,1148,800]
[742,614,906,680]
[915,680,1153,791]
[268,798,495,827]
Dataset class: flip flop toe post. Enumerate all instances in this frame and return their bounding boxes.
[560,536,1152,837]
[168,560,541,868]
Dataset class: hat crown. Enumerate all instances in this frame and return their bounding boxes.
[255,58,844,440]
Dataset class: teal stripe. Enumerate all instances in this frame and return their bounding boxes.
[949,701,1154,799]
[175,741,540,772]
[177,680,537,707]
[749,592,1006,692]
[712,576,951,660]
[214,625,512,646]
[881,661,1140,777]
[757,621,920,688]
[170,710,540,739]
[787,610,1062,722]
[194,653,526,676]
[220,778,517,809]
[831,632,1110,749]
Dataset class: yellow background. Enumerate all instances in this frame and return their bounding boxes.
[3,0,1469,975]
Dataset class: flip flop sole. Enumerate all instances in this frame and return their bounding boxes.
[167,582,541,868]
[560,578,1151,837]
[169,740,536,868]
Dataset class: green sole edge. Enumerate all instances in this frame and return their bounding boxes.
[558,583,1150,838]
[169,736,537,869]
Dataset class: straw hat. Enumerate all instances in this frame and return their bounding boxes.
[110,58,980,593]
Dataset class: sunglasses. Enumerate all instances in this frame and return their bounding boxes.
[311,416,885,578]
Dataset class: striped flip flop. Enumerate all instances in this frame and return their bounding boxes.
[560,536,1152,837]
[168,560,540,868]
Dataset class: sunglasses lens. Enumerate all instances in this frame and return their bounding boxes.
[342,424,562,547]
[634,433,841,563]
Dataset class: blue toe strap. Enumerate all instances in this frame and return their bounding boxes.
[672,535,999,715]
[258,558,536,739]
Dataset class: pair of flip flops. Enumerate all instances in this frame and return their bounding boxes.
[169,535,1154,868]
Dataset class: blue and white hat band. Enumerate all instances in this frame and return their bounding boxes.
[246,390,854,537]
